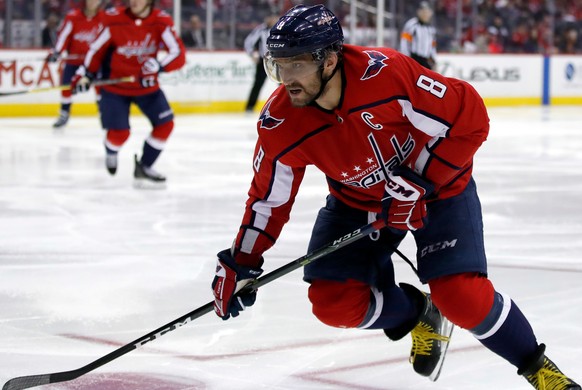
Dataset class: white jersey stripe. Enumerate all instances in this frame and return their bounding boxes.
[84,27,111,68]
[241,160,294,253]
[414,137,438,174]
[159,26,181,68]
[54,21,73,54]
[398,99,449,137]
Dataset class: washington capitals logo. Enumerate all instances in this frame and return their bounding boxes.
[361,50,389,80]
[259,96,284,130]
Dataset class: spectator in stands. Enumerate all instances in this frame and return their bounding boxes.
[557,25,582,54]
[486,27,504,53]
[487,14,509,49]
[42,12,60,48]
[509,22,535,53]
[181,15,205,48]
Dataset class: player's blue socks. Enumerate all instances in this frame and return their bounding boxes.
[357,285,419,331]
[471,291,538,368]
[140,140,162,167]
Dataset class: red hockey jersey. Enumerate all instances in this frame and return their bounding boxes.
[83,7,186,96]
[54,9,104,66]
[234,45,490,267]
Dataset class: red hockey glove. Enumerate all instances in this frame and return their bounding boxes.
[381,166,434,231]
[70,67,95,94]
[212,249,264,320]
[139,58,163,88]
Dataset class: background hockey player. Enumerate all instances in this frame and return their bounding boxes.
[210,4,580,388]
[46,0,105,129]
[71,0,186,185]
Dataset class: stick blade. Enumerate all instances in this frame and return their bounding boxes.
[0,91,27,97]
[3,374,51,390]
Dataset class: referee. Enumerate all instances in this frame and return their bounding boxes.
[399,1,436,70]
[244,13,279,113]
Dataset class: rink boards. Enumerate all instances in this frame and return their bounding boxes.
[0,50,581,116]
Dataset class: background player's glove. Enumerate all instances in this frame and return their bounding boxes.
[381,166,434,231]
[212,248,263,320]
[140,76,157,88]
[45,50,60,63]
[139,58,163,87]
[70,67,95,94]
[141,58,162,75]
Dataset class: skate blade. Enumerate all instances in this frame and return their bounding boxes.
[133,178,167,190]
[428,319,454,382]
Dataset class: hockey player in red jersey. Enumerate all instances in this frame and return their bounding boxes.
[211,5,580,388]
[71,0,186,184]
[47,0,104,128]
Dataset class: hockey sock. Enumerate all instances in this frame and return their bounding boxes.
[471,292,538,368]
[60,103,71,113]
[104,129,130,154]
[140,139,162,167]
[357,284,419,331]
[141,121,173,167]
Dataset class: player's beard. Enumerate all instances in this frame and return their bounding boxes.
[284,74,324,107]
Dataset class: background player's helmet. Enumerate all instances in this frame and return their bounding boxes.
[266,5,344,60]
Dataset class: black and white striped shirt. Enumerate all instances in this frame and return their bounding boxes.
[244,22,270,58]
[399,17,436,60]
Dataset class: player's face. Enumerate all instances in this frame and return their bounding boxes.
[129,0,152,17]
[283,69,324,107]
[265,53,323,107]
[85,0,101,13]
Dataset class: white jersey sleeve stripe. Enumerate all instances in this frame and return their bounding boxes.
[398,99,450,137]
[159,26,181,68]
[54,20,73,53]
[241,160,294,253]
[414,137,438,174]
[240,229,262,254]
[84,27,111,68]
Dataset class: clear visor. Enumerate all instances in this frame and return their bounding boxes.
[264,52,323,84]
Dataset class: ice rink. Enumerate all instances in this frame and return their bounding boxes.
[0,106,581,389]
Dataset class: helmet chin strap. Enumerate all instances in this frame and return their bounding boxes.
[311,62,340,106]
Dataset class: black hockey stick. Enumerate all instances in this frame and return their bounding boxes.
[0,54,84,63]
[0,76,135,97]
[3,218,387,390]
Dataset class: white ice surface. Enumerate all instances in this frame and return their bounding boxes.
[0,106,581,389]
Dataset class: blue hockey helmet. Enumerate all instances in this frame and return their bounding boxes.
[266,5,344,59]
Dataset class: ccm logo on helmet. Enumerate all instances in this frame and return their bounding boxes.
[268,43,285,48]
[318,13,334,25]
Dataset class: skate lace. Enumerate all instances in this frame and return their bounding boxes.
[409,321,450,363]
[526,361,572,390]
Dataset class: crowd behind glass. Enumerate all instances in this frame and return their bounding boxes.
[0,0,580,54]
